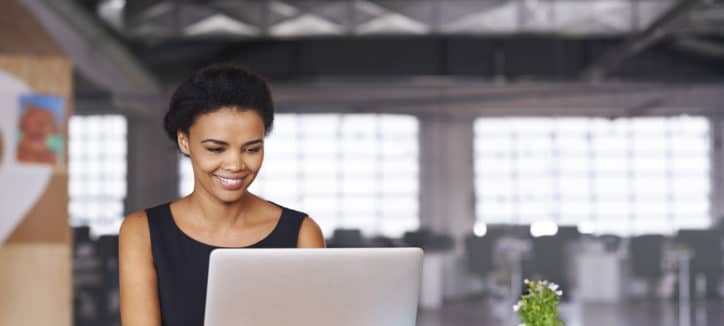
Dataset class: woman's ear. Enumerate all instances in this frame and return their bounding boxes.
[177,131,191,156]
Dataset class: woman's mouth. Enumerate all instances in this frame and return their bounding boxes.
[214,175,245,190]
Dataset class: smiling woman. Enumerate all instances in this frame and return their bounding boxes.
[177,109,266,203]
[118,64,325,326]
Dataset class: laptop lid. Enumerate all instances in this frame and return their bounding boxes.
[204,248,423,326]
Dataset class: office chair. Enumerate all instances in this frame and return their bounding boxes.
[629,234,667,298]
[675,229,723,299]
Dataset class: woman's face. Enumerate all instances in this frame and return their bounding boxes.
[21,107,55,149]
[179,107,265,203]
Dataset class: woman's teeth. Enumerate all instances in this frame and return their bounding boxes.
[217,176,242,186]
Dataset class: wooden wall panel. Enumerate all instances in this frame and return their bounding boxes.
[0,1,73,326]
[0,244,72,325]
[0,0,64,56]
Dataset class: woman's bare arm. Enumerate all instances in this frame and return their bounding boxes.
[119,211,162,326]
[297,216,326,248]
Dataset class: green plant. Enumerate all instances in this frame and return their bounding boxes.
[514,279,565,326]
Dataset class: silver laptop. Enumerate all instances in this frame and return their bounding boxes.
[204,248,423,326]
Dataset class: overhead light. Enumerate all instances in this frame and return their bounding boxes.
[105,0,126,10]
[357,14,429,35]
[98,0,126,30]
[270,15,342,37]
[530,220,558,237]
[185,14,259,36]
[270,1,299,17]
[577,221,595,235]
[473,221,487,237]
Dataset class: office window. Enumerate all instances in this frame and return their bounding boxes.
[68,115,127,236]
[474,116,710,236]
[180,113,419,237]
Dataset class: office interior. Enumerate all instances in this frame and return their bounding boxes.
[1,0,724,325]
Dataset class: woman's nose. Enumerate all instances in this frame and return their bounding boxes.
[224,152,246,171]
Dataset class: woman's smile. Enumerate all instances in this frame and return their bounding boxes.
[213,174,246,190]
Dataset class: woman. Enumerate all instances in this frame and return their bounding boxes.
[119,64,326,326]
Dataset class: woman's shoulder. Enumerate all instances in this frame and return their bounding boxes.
[258,199,325,248]
[260,198,305,220]
[121,200,172,230]
[297,215,325,248]
[118,210,155,260]
[119,210,150,241]
[122,201,178,238]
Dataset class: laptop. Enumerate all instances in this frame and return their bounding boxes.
[204,248,423,326]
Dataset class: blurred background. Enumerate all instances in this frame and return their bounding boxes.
[3,0,724,325]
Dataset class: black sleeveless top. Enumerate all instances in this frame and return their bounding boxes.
[145,202,307,326]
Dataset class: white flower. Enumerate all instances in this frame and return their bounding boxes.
[513,301,521,312]
[548,282,559,292]
[556,290,563,296]
[524,278,530,284]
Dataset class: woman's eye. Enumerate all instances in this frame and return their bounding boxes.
[206,147,224,153]
[246,147,262,153]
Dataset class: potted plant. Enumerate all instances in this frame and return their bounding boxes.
[514,279,564,326]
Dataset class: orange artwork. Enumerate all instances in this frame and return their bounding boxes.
[16,94,65,166]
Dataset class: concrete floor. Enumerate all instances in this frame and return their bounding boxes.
[417,299,724,326]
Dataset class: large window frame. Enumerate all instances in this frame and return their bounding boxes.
[68,114,128,237]
[474,116,711,236]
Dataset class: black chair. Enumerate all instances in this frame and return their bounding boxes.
[73,232,121,326]
[629,234,667,298]
[327,228,368,248]
[630,235,666,278]
[521,227,580,301]
[597,234,623,253]
[96,235,121,326]
[369,235,397,247]
[73,226,91,247]
[483,224,508,242]
[464,224,507,280]
[507,224,533,239]
[72,227,100,326]
[528,233,576,300]
[675,229,723,299]
[403,228,454,252]
[465,233,497,281]
[557,226,581,242]
[402,229,432,248]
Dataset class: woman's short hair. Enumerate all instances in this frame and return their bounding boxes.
[164,64,274,149]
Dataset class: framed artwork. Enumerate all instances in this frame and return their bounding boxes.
[16,94,66,167]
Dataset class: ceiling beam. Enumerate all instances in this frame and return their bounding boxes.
[20,0,163,115]
[674,36,724,58]
[582,0,705,81]
[272,80,724,117]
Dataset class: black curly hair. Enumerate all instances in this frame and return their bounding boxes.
[164,64,274,152]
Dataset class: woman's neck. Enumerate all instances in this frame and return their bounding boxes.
[186,188,255,232]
